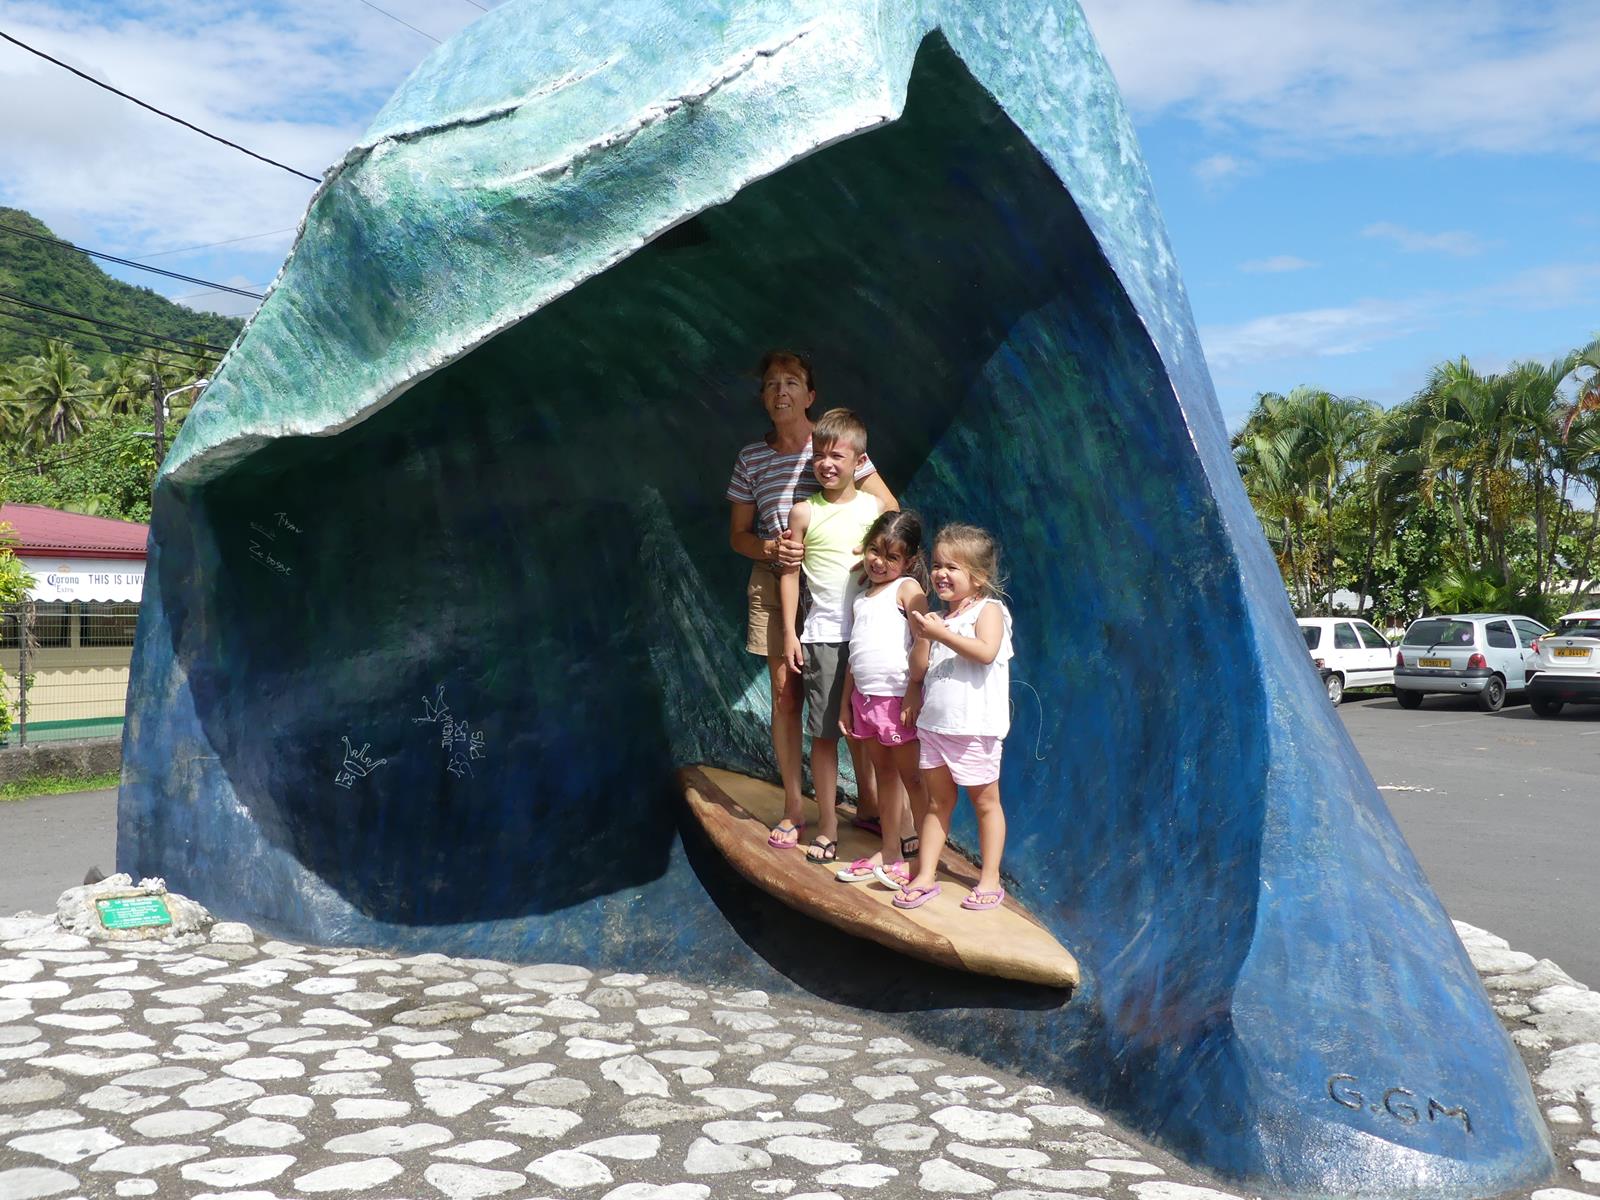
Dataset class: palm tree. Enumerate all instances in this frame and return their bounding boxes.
[1561,336,1600,441]
[1352,402,1422,618]
[1496,358,1569,597]
[97,354,150,417]
[12,339,95,447]
[1560,410,1600,605]
[1234,392,1318,610]
[1280,386,1375,610]
[1415,357,1527,574]
[0,361,27,446]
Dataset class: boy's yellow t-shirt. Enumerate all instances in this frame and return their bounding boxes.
[799,491,881,644]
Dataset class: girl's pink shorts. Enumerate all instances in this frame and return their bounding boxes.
[850,692,916,746]
[917,729,1003,786]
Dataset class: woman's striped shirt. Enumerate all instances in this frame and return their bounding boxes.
[726,436,877,539]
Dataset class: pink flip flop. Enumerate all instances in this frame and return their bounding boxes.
[893,884,941,910]
[961,887,1006,911]
[767,821,804,850]
[836,858,879,883]
[872,859,911,888]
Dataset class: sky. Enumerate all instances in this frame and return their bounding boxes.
[1,0,1597,427]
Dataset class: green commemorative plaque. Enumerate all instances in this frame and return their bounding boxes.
[96,895,173,930]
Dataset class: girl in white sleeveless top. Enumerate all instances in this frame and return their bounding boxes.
[835,512,931,889]
[894,525,1014,913]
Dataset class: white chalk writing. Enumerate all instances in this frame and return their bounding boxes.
[414,684,489,779]
[335,736,389,790]
[247,510,300,575]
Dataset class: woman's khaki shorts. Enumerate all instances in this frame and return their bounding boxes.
[745,564,797,657]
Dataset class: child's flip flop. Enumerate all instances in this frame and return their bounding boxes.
[766,821,804,850]
[805,836,838,864]
[893,884,941,910]
[872,860,911,889]
[835,858,879,883]
[851,816,883,836]
[961,887,1006,910]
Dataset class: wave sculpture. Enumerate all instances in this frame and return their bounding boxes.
[119,1,1554,1194]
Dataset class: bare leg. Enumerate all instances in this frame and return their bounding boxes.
[768,655,804,828]
[866,740,904,865]
[968,779,1006,894]
[809,736,840,854]
[847,735,879,821]
[892,742,926,856]
[907,765,957,891]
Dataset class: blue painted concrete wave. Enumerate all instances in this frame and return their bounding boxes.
[121,2,1553,1194]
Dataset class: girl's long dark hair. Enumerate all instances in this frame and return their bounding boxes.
[862,509,928,591]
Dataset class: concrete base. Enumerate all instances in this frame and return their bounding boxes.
[0,737,120,786]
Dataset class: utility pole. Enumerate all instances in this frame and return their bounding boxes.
[152,373,166,466]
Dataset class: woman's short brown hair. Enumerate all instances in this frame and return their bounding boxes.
[758,349,814,392]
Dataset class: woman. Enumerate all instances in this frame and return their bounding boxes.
[726,350,896,846]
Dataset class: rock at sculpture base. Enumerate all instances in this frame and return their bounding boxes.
[56,874,213,943]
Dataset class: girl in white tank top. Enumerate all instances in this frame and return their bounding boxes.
[835,512,931,889]
[895,525,1015,914]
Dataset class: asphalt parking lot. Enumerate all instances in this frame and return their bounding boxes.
[1338,689,1600,987]
[1,699,1595,987]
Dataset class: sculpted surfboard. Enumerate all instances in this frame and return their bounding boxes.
[680,765,1078,989]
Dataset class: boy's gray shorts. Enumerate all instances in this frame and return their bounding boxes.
[803,642,849,739]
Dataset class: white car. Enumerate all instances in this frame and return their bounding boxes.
[1298,617,1397,703]
[1527,609,1600,717]
[1392,613,1547,712]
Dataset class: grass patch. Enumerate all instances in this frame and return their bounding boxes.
[0,770,121,801]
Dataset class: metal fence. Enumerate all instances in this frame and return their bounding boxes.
[1,601,137,746]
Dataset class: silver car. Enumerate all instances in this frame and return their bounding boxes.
[1392,613,1548,712]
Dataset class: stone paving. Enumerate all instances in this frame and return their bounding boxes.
[1,896,1598,1200]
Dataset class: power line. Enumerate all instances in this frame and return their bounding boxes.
[0,29,322,184]
[133,227,295,261]
[356,0,440,43]
[0,311,222,366]
[0,223,264,299]
[0,433,156,481]
[0,292,228,354]
[167,286,262,305]
[0,300,232,361]
[0,316,219,373]
[459,0,488,11]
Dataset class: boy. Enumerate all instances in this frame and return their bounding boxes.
[778,407,888,864]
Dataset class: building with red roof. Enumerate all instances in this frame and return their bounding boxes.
[1,503,149,744]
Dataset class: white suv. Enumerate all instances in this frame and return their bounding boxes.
[1527,609,1600,717]
[1298,617,1396,703]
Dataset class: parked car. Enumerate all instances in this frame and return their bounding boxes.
[1392,613,1548,712]
[1526,609,1600,717]
[1316,663,1340,704]
[1298,617,1396,703]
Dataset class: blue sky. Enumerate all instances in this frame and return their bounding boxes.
[2,0,1597,427]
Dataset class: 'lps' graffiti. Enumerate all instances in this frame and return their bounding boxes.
[334,736,389,790]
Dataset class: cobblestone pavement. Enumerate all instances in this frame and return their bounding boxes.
[1,904,1598,1200]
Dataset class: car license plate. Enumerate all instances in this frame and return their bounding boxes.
[1419,657,1450,668]
[1554,647,1590,658]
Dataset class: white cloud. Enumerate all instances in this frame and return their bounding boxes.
[1361,222,1486,257]
[1239,255,1316,273]
[0,1,480,265]
[1203,298,1425,371]
[1080,0,1600,157]
[1200,258,1600,370]
[1192,152,1247,187]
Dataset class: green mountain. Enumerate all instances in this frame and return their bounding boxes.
[0,207,248,367]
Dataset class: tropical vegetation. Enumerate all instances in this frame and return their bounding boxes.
[0,208,242,523]
[1233,340,1600,628]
